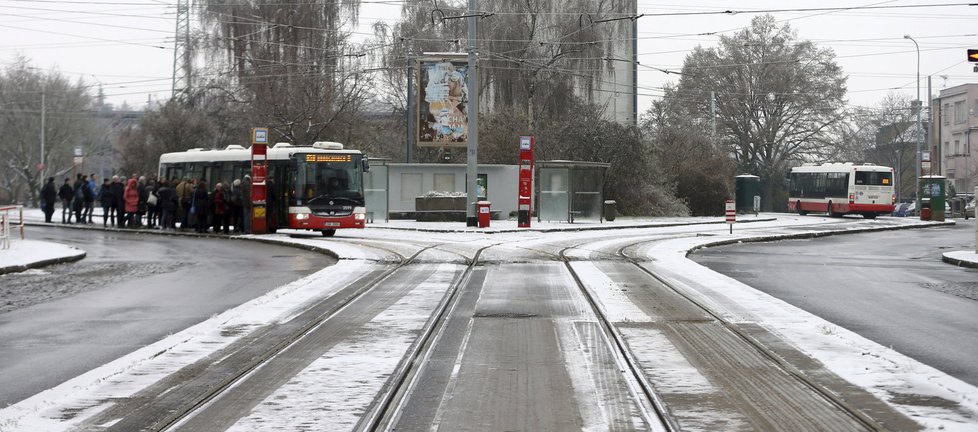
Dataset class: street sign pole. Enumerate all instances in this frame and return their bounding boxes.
[725,199,736,234]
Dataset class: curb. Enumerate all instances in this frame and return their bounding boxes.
[942,253,978,269]
[365,217,778,234]
[0,251,87,276]
[685,220,957,256]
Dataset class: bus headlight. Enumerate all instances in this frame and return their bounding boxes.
[291,207,312,220]
[354,206,366,221]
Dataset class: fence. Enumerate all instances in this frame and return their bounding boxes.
[0,205,25,250]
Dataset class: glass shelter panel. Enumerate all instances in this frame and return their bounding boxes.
[539,168,569,222]
[571,168,604,221]
[364,165,388,222]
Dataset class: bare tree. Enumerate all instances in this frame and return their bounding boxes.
[117,100,216,176]
[664,15,847,211]
[195,0,371,145]
[0,58,93,205]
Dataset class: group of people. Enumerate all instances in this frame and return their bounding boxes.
[40,173,262,234]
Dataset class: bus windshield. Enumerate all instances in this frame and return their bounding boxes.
[294,153,363,205]
[854,171,892,186]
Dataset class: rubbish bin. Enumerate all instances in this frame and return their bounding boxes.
[477,201,491,228]
[603,200,617,222]
[921,206,932,221]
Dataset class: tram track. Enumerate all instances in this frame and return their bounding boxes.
[68,220,918,431]
[75,242,448,432]
[602,238,889,431]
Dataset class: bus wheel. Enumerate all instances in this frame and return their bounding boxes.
[322,229,336,237]
[797,201,808,216]
[863,213,878,219]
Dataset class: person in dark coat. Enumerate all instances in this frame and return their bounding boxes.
[192,179,209,233]
[266,177,277,233]
[157,179,176,230]
[110,175,125,228]
[229,179,243,233]
[58,178,73,224]
[242,175,252,233]
[97,178,113,227]
[212,182,228,234]
[40,177,57,223]
[72,174,86,224]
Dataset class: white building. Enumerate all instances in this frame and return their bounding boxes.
[933,83,978,195]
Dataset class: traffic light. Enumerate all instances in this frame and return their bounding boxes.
[969,49,978,62]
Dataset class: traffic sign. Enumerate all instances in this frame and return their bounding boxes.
[969,49,978,62]
[251,127,268,145]
[725,199,736,233]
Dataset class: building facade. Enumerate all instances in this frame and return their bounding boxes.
[933,83,978,195]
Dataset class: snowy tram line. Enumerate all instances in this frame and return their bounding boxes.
[66,241,462,431]
[2,215,976,431]
[563,238,910,431]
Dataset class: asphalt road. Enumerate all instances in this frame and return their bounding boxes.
[690,218,978,386]
[0,226,334,407]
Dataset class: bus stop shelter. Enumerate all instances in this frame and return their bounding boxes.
[537,161,610,223]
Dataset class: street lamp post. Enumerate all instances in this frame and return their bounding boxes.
[904,34,921,213]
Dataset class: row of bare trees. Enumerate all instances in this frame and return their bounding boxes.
[2,8,944,216]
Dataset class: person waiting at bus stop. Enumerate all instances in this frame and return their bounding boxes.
[192,179,209,233]
[266,177,277,234]
[40,177,57,223]
[58,178,73,224]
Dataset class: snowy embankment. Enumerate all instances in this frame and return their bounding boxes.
[0,240,84,275]
[637,228,978,431]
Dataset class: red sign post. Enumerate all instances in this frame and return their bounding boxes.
[251,128,269,234]
[518,136,534,228]
[725,199,736,233]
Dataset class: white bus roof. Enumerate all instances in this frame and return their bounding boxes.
[790,162,892,173]
[159,144,363,164]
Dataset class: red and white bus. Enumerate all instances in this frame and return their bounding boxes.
[159,141,369,236]
[787,162,895,219]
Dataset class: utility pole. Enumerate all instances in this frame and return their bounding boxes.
[406,52,415,164]
[172,0,191,100]
[904,34,921,212]
[40,81,46,185]
[464,0,479,227]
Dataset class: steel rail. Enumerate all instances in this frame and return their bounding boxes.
[135,243,435,432]
[616,240,889,432]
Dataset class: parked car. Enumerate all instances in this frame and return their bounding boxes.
[966,199,975,219]
[892,202,911,217]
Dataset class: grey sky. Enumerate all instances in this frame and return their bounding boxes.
[1,0,976,114]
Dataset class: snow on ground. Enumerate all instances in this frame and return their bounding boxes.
[1,208,976,431]
[0,239,83,273]
[638,229,978,431]
[0,259,375,431]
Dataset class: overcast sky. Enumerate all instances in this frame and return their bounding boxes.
[1,0,976,115]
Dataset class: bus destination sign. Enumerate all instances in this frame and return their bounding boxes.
[305,154,352,163]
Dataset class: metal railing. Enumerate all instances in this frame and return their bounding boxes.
[0,205,25,250]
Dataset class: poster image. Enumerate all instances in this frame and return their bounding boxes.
[418,57,470,147]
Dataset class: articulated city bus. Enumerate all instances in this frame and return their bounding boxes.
[788,162,895,219]
[159,141,369,236]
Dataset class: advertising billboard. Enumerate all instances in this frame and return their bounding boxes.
[418,54,472,147]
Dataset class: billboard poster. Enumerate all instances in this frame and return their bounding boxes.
[418,55,471,147]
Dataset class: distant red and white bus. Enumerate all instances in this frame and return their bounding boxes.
[787,163,895,219]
